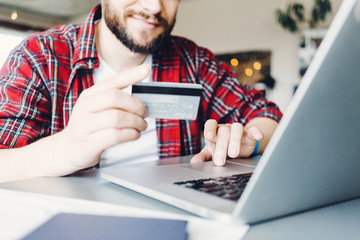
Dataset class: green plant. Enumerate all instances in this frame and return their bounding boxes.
[276,0,332,33]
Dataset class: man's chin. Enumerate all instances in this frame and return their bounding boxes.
[132,31,164,45]
[128,35,166,53]
[111,25,169,54]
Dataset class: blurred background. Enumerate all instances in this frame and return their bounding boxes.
[0,0,344,112]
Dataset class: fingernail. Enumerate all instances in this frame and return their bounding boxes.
[215,156,225,166]
[230,148,239,158]
[252,129,262,139]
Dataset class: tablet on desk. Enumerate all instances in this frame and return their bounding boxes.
[22,213,188,240]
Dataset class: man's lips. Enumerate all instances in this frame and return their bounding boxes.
[130,15,160,29]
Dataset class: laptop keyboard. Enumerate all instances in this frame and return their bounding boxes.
[174,173,252,201]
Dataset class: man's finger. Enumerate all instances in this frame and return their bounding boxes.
[213,124,231,166]
[244,126,264,143]
[97,65,150,90]
[191,147,213,163]
[87,109,148,134]
[79,88,147,117]
[228,123,244,158]
[88,128,142,152]
[204,119,218,142]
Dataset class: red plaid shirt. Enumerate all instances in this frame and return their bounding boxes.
[0,5,282,158]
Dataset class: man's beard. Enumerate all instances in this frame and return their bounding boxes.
[103,2,175,54]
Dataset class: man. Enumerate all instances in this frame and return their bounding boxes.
[0,0,282,183]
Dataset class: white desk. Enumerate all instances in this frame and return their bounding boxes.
[0,157,250,240]
[1,158,360,240]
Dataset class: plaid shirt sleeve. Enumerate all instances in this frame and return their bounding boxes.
[196,46,282,126]
[0,43,52,148]
[156,37,282,158]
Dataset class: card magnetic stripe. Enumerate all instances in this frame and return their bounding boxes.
[132,85,202,96]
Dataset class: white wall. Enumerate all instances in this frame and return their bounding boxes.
[0,29,27,67]
[173,0,343,112]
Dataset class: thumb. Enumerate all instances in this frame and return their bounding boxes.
[244,126,264,143]
[191,147,212,163]
[99,65,150,90]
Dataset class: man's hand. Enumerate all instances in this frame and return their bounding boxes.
[51,65,150,174]
[191,118,278,166]
[0,65,152,183]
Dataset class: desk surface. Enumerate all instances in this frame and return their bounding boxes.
[1,158,360,240]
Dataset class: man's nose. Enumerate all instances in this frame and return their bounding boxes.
[139,0,162,15]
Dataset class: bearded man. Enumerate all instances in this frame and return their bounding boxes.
[0,0,282,183]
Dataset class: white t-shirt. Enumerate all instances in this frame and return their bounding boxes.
[93,55,158,167]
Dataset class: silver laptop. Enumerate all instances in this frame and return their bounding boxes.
[101,0,360,224]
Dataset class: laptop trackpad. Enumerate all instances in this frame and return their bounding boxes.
[180,161,254,176]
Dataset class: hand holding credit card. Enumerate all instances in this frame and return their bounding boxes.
[132,82,202,120]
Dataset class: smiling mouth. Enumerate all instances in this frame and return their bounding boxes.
[131,15,161,28]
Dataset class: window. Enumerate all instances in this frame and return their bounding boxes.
[0,29,25,67]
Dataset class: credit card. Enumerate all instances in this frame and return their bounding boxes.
[132,82,202,120]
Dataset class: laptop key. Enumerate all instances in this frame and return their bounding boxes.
[174,172,252,201]
[223,193,242,200]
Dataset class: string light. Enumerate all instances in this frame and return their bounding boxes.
[11,10,18,21]
[253,61,262,70]
[230,58,239,67]
[245,68,253,77]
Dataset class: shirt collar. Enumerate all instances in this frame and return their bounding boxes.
[72,4,101,68]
